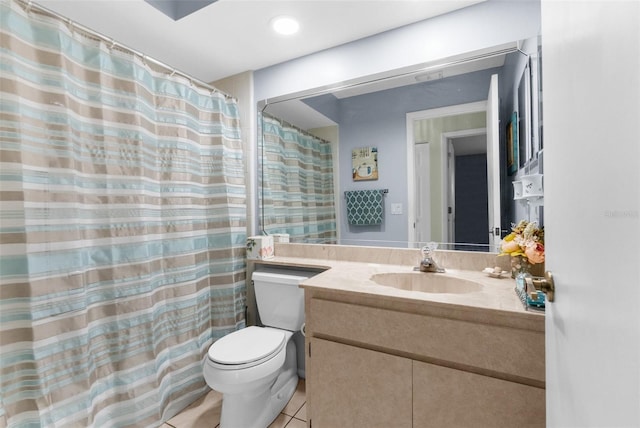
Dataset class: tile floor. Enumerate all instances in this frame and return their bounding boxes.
[163,380,307,428]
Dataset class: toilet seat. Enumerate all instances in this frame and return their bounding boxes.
[207,326,286,370]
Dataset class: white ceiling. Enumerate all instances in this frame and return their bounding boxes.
[450,134,486,156]
[35,0,483,84]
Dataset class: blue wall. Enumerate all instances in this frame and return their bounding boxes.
[254,0,541,101]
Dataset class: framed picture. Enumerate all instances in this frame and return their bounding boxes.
[352,146,378,181]
[507,112,518,176]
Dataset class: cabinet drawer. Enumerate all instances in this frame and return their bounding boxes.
[309,297,545,384]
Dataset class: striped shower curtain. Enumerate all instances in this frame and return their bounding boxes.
[0,1,246,426]
[259,114,336,243]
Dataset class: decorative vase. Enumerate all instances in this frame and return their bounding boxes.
[511,255,530,279]
[511,255,544,279]
[512,255,547,310]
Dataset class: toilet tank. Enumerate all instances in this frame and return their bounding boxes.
[252,267,317,331]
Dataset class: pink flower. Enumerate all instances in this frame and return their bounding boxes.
[259,246,274,257]
[525,242,545,264]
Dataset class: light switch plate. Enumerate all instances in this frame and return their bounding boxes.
[391,203,403,215]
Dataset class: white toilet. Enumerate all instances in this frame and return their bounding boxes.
[203,267,314,428]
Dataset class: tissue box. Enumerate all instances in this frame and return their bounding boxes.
[271,233,290,243]
[246,236,274,260]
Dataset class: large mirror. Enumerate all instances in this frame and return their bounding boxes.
[258,37,544,251]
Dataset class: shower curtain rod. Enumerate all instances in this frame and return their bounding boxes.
[262,111,332,146]
[16,0,235,100]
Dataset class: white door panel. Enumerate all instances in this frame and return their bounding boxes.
[486,74,500,250]
[446,141,455,243]
[542,1,640,426]
[415,143,430,243]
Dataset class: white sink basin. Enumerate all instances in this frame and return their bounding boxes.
[370,272,483,294]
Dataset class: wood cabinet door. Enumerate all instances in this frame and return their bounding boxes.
[413,360,545,428]
[308,338,412,428]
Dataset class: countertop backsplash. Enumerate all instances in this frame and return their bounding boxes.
[273,243,510,272]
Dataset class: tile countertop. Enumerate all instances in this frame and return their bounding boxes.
[252,244,544,328]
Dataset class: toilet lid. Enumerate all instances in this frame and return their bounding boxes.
[208,326,286,366]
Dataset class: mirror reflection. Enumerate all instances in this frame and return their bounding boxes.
[259,37,544,251]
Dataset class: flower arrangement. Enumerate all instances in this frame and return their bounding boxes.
[500,220,545,264]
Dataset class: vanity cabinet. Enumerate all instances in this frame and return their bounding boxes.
[309,338,412,427]
[413,361,544,427]
[305,294,545,428]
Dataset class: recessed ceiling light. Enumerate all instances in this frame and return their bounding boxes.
[270,16,300,36]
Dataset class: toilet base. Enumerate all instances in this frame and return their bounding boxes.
[219,375,297,428]
[218,339,298,428]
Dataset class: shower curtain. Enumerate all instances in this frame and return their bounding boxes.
[0,1,246,426]
[259,114,336,243]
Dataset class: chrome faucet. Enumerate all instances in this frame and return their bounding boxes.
[418,243,445,273]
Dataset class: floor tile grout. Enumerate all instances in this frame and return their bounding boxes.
[292,408,305,421]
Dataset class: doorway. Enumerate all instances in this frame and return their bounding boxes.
[443,131,489,250]
[406,101,489,248]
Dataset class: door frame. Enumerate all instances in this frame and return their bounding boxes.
[406,101,487,247]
